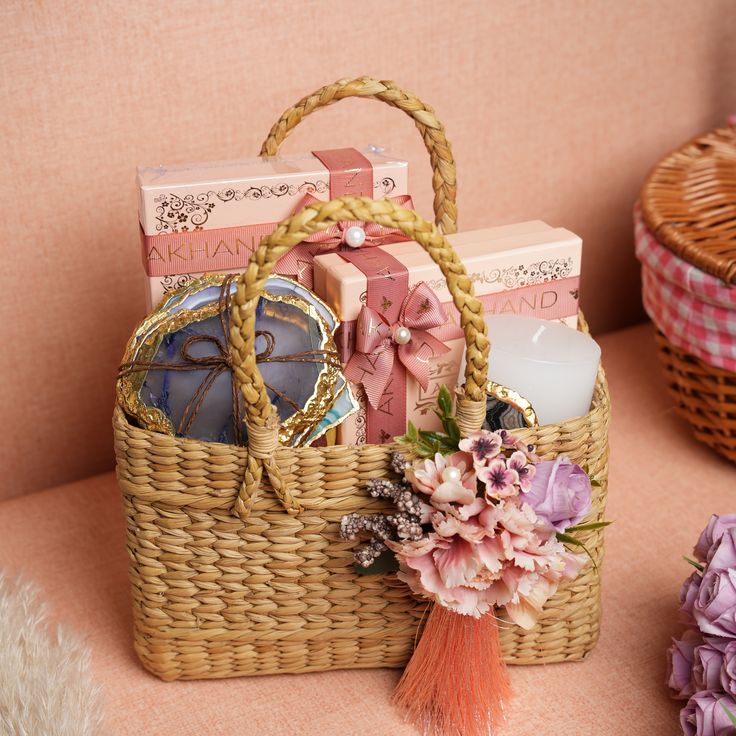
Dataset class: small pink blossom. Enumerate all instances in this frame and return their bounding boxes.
[406,452,477,508]
[459,431,502,465]
[507,450,536,493]
[499,430,540,463]
[478,457,519,499]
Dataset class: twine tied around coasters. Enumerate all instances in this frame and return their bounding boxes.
[118,274,341,519]
[118,276,246,442]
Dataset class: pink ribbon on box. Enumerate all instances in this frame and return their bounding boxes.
[335,275,581,363]
[142,221,279,277]
[345,282,451,408]
[275,193,414,287]
[338,249,451,444]
[312,148,374,198]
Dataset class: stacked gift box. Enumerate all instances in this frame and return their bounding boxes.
[313,222,581,444]
[136,147,583,446]
[138,147,409,308]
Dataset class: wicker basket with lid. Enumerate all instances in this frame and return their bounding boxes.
[639,124,736,462]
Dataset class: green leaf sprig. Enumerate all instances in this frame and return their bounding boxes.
[396,385,461,457]
[556,521,612,572]
[683,556,705,572]
[722,703,736,726]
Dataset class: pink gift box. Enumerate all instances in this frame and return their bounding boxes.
[312,222,582,445]
[138,146,409,308]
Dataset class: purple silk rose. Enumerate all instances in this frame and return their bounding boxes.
[693,642,727,691]
[521,457,592,532]
[694,568,736,638]
[695,515,736,563]
[721,640,736,698]
[681,691,736,736]
[707,528,736,571]
[668,629,701,699]
[681,572,704,623]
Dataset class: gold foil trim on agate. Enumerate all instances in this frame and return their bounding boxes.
[117,274,350,447]
[487,381,539,428]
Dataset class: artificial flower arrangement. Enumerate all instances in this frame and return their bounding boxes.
[340,386,606,735]
[668,515,736,735]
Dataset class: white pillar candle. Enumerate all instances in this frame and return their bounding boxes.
[462,315,601,426]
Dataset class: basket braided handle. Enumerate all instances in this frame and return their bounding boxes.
[260,76,457,234]
[229,196,490,521]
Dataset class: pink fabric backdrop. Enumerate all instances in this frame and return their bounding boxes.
[1,0,735,499]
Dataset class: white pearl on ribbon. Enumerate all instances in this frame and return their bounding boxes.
[441,466,462,483]
[392,326,412,345]
[344,225,366,248]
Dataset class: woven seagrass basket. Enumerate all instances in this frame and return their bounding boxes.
[640,124,736,463]
[114,77,611,681]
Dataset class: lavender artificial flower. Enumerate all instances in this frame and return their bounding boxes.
[695,515,736,563]
[721,640,736,699]
[680,691,736,736]
[521,457,592,532]
[693,642,727,691]
[670,515,736,734]
[707,528,736,571]
[681,572,704,623]
[694,568,736,638]
[667,629,701,700]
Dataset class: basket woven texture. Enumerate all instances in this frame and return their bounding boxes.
[653,330,736,462]
[114,76,611,681]
[641,125,736,462]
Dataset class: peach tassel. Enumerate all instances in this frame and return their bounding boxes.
[394,606,512,735]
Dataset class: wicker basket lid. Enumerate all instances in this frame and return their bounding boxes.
[640,124,736,285]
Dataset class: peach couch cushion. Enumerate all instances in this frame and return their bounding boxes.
[0,323,734,735]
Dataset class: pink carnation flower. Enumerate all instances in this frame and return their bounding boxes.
[431,510,486,542]
[389,496,586,626]
[389,533,504,618]
[406,452,478,509]
[500,540,585,628]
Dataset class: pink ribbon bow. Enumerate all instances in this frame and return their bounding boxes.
[344,282,451,409]
[275,193,414,288]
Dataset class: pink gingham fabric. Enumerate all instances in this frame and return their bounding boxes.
[634,204,736,371]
